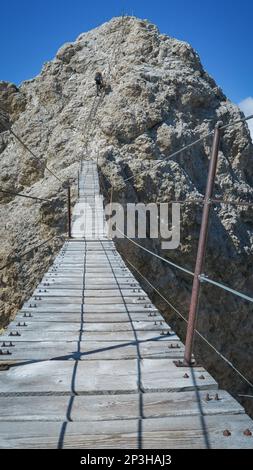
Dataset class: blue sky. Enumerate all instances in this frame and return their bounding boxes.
[0,0,252,105]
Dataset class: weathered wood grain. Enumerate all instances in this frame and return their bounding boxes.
[0,415,252,449]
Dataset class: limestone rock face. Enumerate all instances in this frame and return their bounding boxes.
[0,16,252,415]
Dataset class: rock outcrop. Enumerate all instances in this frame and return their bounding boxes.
[0,16,252,416]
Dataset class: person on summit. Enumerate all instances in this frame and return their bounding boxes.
[95,71,104,96]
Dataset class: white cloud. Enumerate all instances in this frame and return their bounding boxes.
[239,97,253,140]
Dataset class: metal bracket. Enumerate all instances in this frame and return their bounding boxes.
[0,364,10,371]
[199,273,208,283]
[173,359,201,368]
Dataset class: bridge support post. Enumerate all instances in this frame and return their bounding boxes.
[184,122,223,365]
[108,187,114,239]
[77,170,80,198]
[67,184,72,239]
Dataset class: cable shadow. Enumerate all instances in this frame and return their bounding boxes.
[101,240,145,449]
[190,367,211,449]
[57,242,86,449]
[2,333,176,371]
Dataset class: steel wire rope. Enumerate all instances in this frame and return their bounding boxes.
[116,227,253,303]
[0,189,53,203]
[0,110,64,185]
[0,235,65,271]
[115,115,253,190]
[124,256,253,390]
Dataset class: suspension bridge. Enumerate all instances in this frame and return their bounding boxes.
[0,13,253,446]
[0,160,252,449]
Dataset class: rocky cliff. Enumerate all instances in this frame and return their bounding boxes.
[0,16,252,416]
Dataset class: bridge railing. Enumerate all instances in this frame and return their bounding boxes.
[99,113,253,394]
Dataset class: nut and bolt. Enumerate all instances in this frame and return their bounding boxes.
[169,343,181,349]
[243,429,252,437]
[0,349,12,355]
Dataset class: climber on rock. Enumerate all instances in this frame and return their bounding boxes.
[95,71,104,96]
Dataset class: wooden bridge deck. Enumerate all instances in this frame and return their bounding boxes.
[0,161,252,449]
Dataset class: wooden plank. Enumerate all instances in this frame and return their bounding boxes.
[14,313,130,323]
[129,312,165,322]
[141,359,218,392]
[0,390,244,423]
[81,332,177,342]
[0,360,138,394]
[20,306,82,313]
[1,414,252,449]
[0,341,139,361]
[0,420,139,449]
[139,340,184,359]
[142,390,245,418]
[33,289,83,297]
[30,295,149,305]
[0,394,140,422]
[0,330,177,342]
[0,342,79,362]
[142,415,253,449]
[0,331,81,341]
[39,289,145,297]
[7,322,83,332]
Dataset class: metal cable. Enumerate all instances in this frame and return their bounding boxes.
[116,227,253,303]
[125,256,253,389]
[238,395,253,399]
[211,198,253,207]
[118,115,253,189]
[0,109,64,184]
[110,193,253,207]
[0,189,52,203]
[199,275,253,304]
[0,235,65,271]
[121,130,214,186]
[171,197,253,207]
[159,197,253,207]
[220,114,253,130]
[116,227,194,276]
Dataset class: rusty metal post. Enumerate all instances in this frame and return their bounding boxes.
[108,187,114,239]
[184,122,223,365]
[67,184,72,238]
